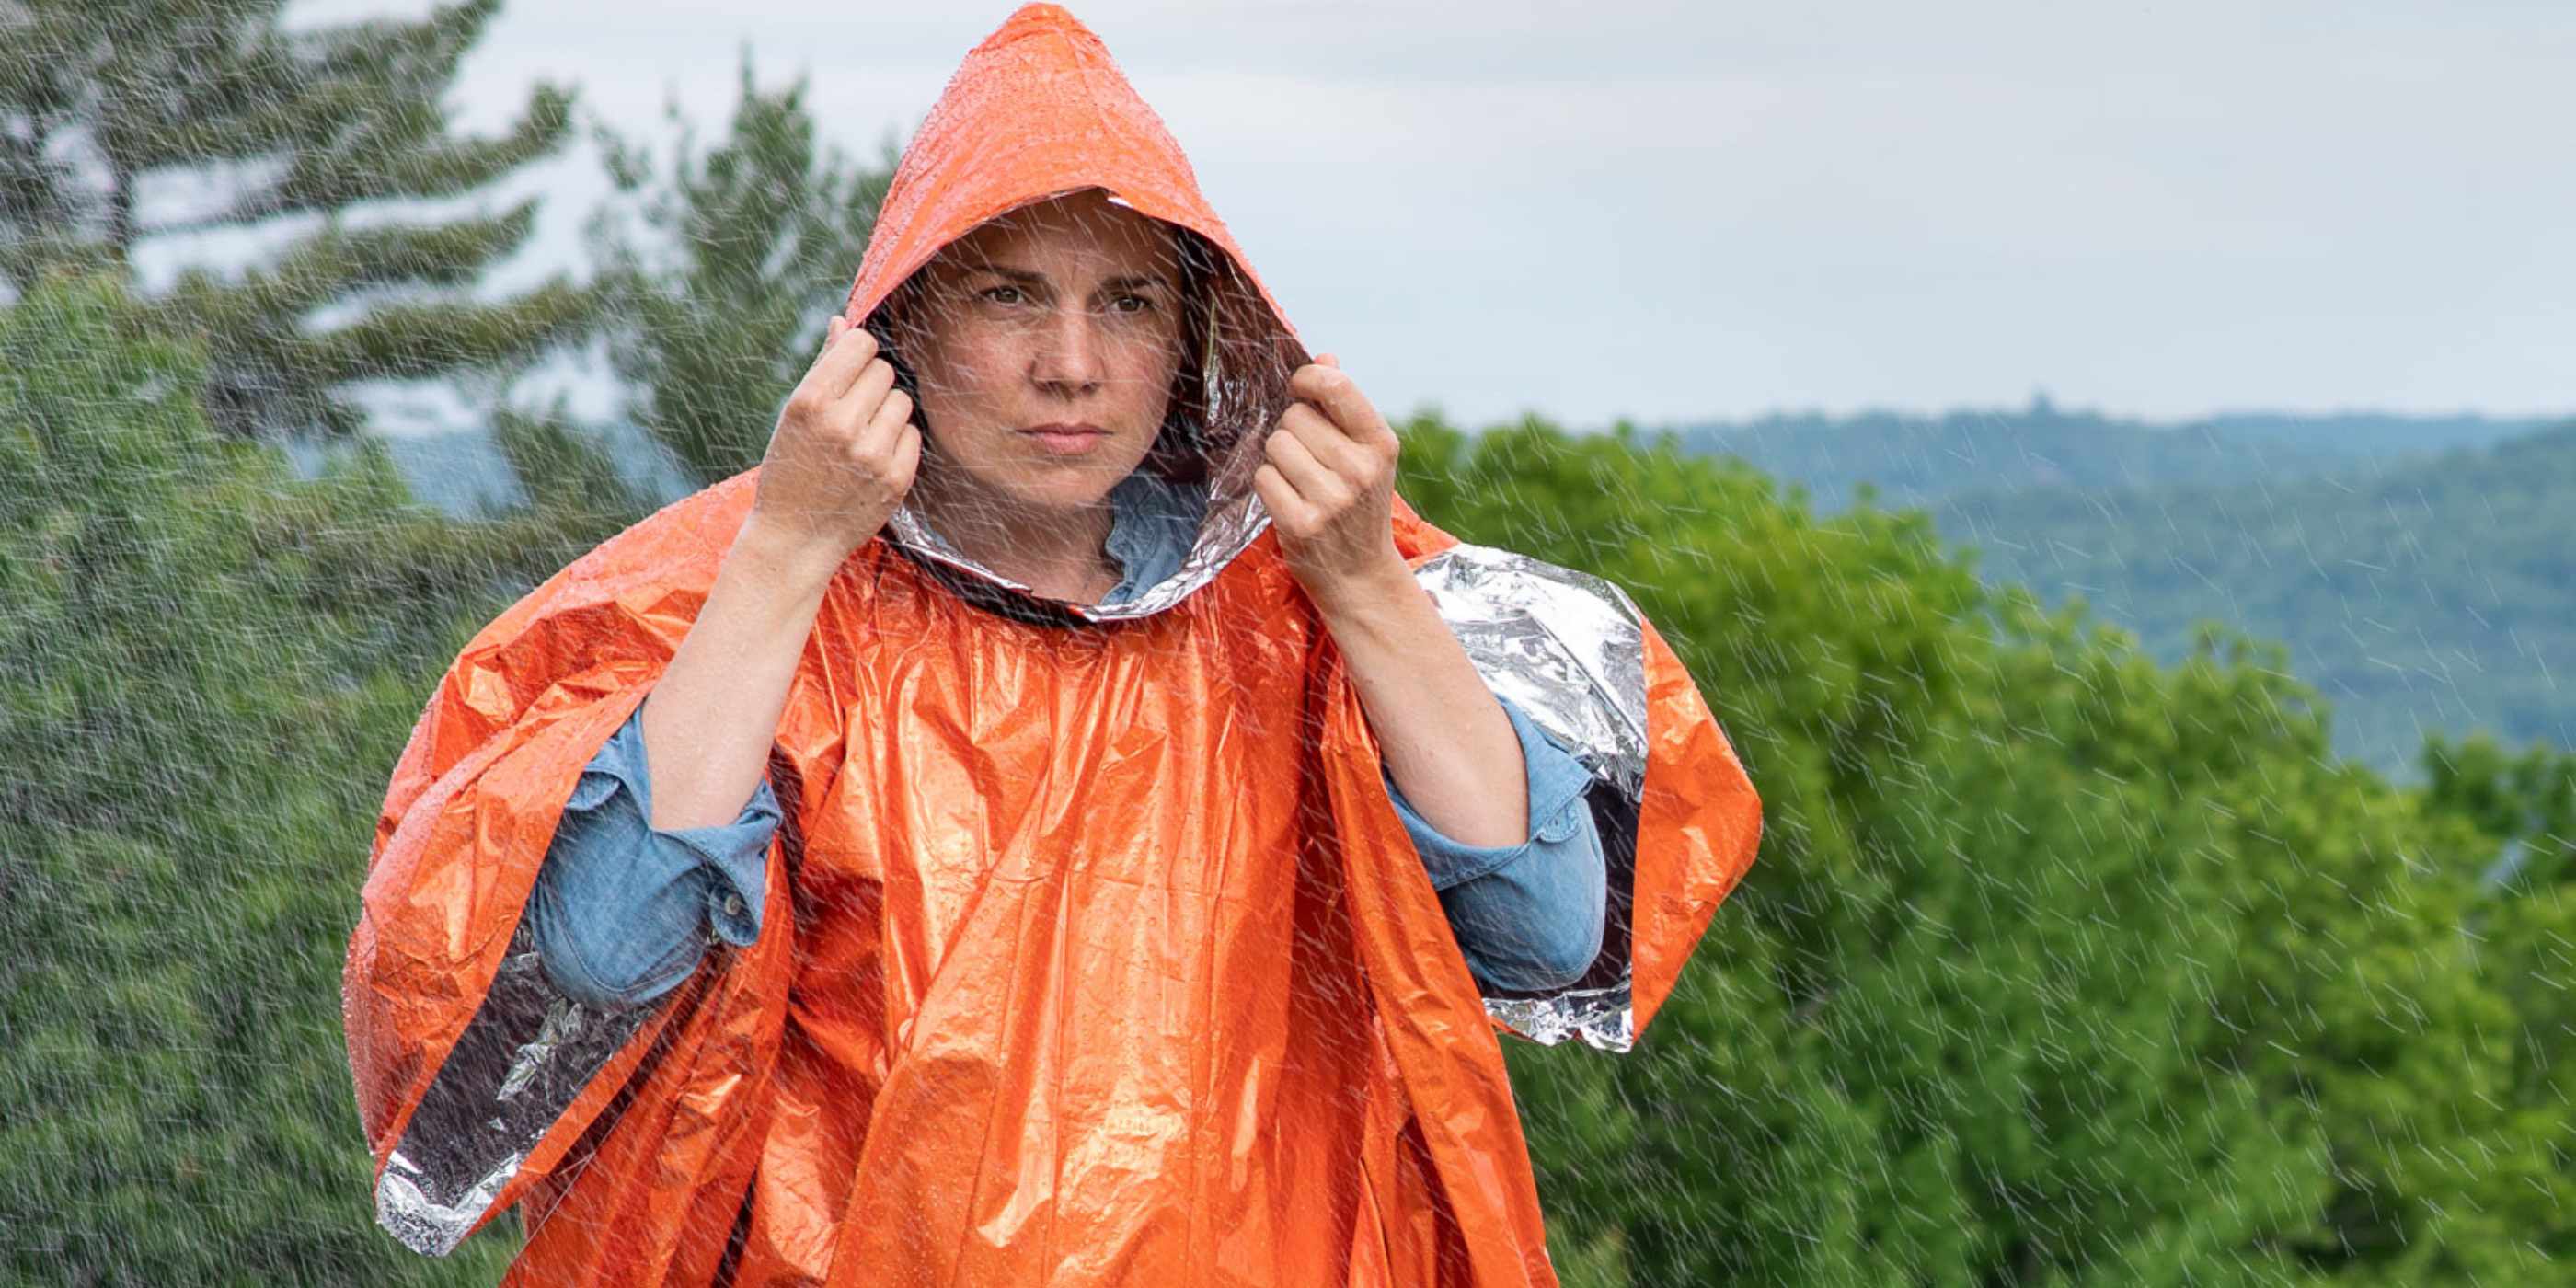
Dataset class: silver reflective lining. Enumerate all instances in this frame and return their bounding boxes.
[1486,985,1636,1051]
[885,484,1272,623]
[1414,544,1651,1053]
[1411,546,1649,797]
[374,923,654,1257]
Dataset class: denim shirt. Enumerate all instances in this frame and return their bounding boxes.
[522,475,1609,1009]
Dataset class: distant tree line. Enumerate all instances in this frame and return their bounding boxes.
[1679,402,2558,512]
[1945,425,2576,776]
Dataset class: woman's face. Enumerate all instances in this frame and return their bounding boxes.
[896,190,1186,517]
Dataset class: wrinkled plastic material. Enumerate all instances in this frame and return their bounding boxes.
[340,5,1763,1283]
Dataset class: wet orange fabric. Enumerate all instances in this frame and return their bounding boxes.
[340,6,1762,1284]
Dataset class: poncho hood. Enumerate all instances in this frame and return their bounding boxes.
[844,2,1308,622]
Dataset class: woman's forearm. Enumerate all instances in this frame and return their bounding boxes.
[1311,556,1528,848]
[638,515,845,831]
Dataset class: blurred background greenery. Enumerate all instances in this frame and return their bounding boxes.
[5,2,2570,1283]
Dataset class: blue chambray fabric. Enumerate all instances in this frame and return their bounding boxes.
[523,474,1608,1007]
[1099,470,1206,603]
[1394,695,1607,992]
[520,704,780,1009]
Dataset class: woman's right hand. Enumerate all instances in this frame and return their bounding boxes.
[750,314,924,565]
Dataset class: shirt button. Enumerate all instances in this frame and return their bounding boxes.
[722,892,746,918]
[1538,809,1580,843]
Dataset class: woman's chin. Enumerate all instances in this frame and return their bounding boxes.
[1020,479,1124,514]
[1003,458,1146,508]
[938,467,1121,519]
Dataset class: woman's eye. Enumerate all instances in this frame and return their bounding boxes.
[980,286,1024,305]
[1110,294,1153,315]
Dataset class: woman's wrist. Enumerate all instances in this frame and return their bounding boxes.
[1302,546,1416,627]
[732,510,863,600]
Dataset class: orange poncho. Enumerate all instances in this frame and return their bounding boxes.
[340,6,1762,1283]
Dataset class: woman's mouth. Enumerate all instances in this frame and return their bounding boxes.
[1019,422,1110,455]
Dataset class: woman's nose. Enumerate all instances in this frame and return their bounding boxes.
[1030,305,1104,394]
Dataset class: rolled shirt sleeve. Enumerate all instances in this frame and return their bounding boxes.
[1383,693,1609,994]
[521,699,781,1011]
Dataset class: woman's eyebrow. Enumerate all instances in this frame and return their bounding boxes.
[969,264,1171,293]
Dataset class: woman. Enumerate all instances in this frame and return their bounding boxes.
[341,6,1763,1284]
[515,184,1618,1013]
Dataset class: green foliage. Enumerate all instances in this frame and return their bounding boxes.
[1398,416,2565,1284]
[0,272,517,1282]
[2423,734,2576,884]
[2419,733,2576,1270]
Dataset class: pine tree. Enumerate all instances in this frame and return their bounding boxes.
[0,0,599,442]
[583,45,899,488]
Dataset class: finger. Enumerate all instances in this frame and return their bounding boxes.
[1253,462,1314,530]
[888,422,923,493]
[1279,399,1374,480]
[811,320,883,401]
[858,385,914,455]
[1262,419,1349,505]
[1316,352,1339,368]
[1288,363,1395,451]
[834,357,898,432]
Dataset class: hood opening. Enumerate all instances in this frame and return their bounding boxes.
[860,187,1309,625]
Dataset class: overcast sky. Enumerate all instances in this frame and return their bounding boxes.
[234,0,2573,434]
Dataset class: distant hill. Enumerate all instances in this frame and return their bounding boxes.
[1676,403,2559,512]
[1936,421,2576,776]
[2188,410,2552,458]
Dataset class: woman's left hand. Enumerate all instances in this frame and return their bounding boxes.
[1257,354,1409,606]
